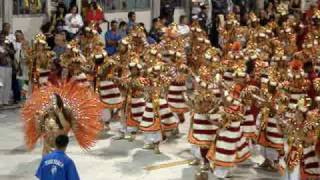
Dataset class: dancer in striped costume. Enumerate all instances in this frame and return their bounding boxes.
[60,40,90,87]
[295,78,320,180]
[188,65,222,170]
[166,49,190,124]
[220,41,244,89]
[97,55,123,131]
[256,79,285,170]
[279,96,319,180]
[119,52,146,141]
[25,33,55,90]
[207,68,251,178]
[159,23,189,123]
[255,45,289,170]
[140,58,178,154]
[278,61,318,180]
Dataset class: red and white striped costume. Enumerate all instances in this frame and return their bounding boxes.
[257,91,285,150]
[167,81,189,113]
[98,80,123,109]
[241,106,258,139]
[140,98,178,132]
[188,113,221,148]
[257,115,284,150]
[288,92,306,110]
[301,145,320,178]
[208,120,251,167]
[208,84,251,167]
[126,97,145,129]
[282,144,320,180]
[223,70,234,87]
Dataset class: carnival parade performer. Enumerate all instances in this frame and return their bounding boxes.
[25,33,55,90]
[21,81,104,155]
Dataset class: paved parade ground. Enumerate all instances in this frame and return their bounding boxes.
[0,108,281,180]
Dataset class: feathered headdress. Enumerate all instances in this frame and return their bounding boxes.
[21,81,104,150]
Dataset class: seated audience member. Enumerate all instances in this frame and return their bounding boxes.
[1,23,15,43]
[118,21,128,39]
[35,135,80,180]
[178,15,190,36]
[85,1,104,33]
[64,5,84,40]
[198,3,208,31]
[149,18,162,43]
[138,22,156,44]
[53,33,67,60]
[159,16,169,27]
[50,2,67,33]
[40,22,55,49]
[127,11,136,32]
[105,20,121,56]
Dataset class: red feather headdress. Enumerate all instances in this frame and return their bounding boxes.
[21,81,104,151]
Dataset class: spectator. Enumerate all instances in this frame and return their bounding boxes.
[160,0,175,25]
[35,135,80,180]
[139,22,156,44]
[259,10,269,26]
[192,2,202,17]
[11,30,28,103]
[159,16,169,27]
[85,1,104,32]
[50,2,67,33]
[64,5,84,40]
[13,30,29,100]
[209,15,222,48]
[118,21,128,39]
[198,3,208,31]
[1,23,15,43]
[149,18,162,43]
[127,11,136,32]
[0,33,14,106]
[212,0,229,17]
[40,22,55,50]
[178,15,190,36]
[247,0,257,12]
[266,2,276,20]
[305,4,318,23]
[53,33,67,60]
[105,20,121,56]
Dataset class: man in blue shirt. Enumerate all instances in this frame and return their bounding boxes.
[127,11,136,32]
[105,20,121,56]
[35,135,80,180]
